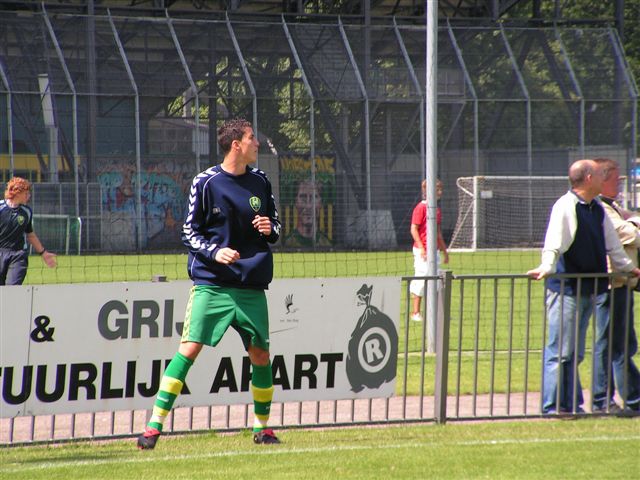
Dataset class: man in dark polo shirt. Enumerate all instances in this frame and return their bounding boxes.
[527,159,640,414]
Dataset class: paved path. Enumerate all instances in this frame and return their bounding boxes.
[4,390,608,444]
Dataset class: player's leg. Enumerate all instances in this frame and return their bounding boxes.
[248,345,279,444]
[409,247,426,321]
[137,346,198,449]
[0,251,10,285]
[233,289,280,444]
[5,251,28,285]
[138,285,234,450]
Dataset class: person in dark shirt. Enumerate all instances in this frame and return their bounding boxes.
[527,159,640,414]
[137,118,282,449]
[0,177,57,285]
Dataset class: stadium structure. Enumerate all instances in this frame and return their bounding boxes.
[0,0,636,252]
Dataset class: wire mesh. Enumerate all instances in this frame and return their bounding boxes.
[0,12,637,278]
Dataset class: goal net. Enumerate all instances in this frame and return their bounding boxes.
[448,176,629,250]
[32,214,82,255]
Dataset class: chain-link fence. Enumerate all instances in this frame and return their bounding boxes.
[1,11,637,255]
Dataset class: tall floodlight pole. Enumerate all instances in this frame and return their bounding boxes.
[425,1,438,353]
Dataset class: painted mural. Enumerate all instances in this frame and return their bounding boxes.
[97,160,193,250]
[279,154,336,249]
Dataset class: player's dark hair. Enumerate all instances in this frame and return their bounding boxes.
[218,118,252,155]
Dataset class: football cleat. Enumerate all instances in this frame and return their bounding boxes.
[137,426,161,450]
[253,428,280,444]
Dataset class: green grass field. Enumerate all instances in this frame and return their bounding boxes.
[22,249,546,353]
[6,250,640,477]
[23,249,541,284]
[2,418,639,479]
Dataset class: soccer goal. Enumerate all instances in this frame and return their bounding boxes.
[32,214,82,255]
[449,176,630,251]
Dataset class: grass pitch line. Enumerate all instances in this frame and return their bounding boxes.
[3,434,639,473]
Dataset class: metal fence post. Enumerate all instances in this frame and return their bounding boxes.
[434,270,452,424]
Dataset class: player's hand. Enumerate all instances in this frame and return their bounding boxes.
[42,251,57,268]
[419,246,426,260]
[252,215,272,236]
[215,247,240,265]
[442,250,449,264]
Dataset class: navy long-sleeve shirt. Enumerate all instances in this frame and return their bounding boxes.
[181,165,281,289]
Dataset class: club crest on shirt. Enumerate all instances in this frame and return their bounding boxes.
[17,215,25,225]
[249,196,261,212]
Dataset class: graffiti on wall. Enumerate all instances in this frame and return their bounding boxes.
[97,161,193,250]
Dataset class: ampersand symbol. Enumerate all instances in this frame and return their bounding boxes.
[30,315,55,342]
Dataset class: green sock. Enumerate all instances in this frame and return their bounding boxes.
[251,362,274,432]
[147,352,193,432]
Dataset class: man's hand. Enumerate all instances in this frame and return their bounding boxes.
[527,267,547,281]
[631,267,640,278]
[252,215,272,236]
[215,247,240,265]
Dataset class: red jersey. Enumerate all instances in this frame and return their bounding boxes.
[411,201,441,248]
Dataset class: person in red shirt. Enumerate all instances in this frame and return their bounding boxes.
[409,179,448,322]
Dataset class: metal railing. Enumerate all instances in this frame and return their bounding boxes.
[2,271,637,445]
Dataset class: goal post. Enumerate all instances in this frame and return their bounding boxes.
[32,214,82,255]
[449,176,630,251]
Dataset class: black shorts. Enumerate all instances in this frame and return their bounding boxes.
[0,249,28,285]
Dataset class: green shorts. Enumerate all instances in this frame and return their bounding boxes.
[181,285,270,351]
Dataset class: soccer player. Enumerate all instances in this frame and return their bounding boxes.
[409,178,449,322]
[137,118,282,449]
[0,177,57,285]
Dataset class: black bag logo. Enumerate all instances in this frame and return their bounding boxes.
[346,284,398,392]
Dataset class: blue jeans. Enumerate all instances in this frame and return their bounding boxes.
[542,291,606,413]
[594,287,640,409]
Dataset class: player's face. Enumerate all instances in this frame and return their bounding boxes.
[237,127,260,164]
[13,189,31,206]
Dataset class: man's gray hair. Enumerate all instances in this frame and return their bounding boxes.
[593,157,619,181]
